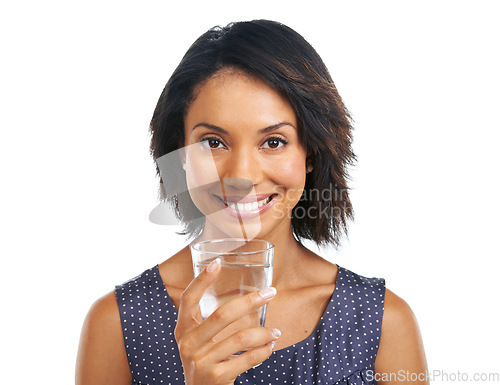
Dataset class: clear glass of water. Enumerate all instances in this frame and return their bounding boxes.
[190,238,274,354]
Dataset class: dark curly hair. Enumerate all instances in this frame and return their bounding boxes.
[150,20,356,247]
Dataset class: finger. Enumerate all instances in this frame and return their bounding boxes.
[192,287,277,345]
[216,341,276,382]
[204,327,281,363]
[176,258,221,332]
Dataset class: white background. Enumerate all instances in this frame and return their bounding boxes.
[1,1,499,384]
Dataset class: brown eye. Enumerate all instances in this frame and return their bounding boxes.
[200,137,224,149]
[263,137,288,149]
[208,139,220,148]
[268,139,280,148]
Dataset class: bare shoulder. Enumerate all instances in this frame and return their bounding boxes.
[374,288,429,384]
[76,290,131,385]
[382,288,419,330]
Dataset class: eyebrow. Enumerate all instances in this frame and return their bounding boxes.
[191,122,296,134]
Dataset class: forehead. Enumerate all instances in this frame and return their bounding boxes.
[184,71,297,131]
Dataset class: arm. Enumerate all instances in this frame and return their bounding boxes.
[374,288,429,385]
[75,291,132,385]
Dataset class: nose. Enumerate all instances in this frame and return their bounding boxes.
[220,147,262,190]
[222,177,253,190]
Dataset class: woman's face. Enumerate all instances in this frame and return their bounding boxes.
[183,70,307,240]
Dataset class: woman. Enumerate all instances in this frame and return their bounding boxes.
[76,20,427,385]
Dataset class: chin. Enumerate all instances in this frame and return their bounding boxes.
[204,215,263,240]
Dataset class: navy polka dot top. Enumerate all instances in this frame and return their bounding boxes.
[115,265,385,384]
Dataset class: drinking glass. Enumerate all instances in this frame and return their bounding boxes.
[190,238,274,354]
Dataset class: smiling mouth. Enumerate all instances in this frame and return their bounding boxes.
[213,194,277,212]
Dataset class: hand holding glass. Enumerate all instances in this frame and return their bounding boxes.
[191,238,274,352]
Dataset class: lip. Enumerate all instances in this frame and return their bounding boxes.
[215,194,274,204]
[212,193,278,219]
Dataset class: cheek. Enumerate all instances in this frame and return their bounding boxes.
[184,151,221,190]
[271,156,307,200]
[184,153,222,212]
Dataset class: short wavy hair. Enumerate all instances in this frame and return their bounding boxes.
[150,20,356,247]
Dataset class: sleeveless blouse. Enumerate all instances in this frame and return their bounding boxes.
[115,264,385,384]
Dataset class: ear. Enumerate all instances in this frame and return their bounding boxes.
[178,146,186,170]
[306,155,314,173]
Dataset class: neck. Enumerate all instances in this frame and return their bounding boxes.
[264,229,313,290]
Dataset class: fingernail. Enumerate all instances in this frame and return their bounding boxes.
[269,341,275,350]
[258,287,277,299]
[206,258,220,272]
[272,328,281,338]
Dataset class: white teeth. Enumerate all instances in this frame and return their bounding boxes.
[258,196,272,207]
[225,195,274,212]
